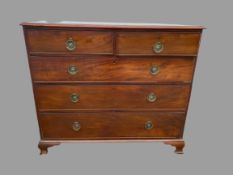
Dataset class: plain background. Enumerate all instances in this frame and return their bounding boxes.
[0,0,232,174]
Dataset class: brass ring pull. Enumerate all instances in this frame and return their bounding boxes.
[66,37,76,51]
[68,65,78,75]
[72,121,81,131]
[147,93,157,102]
[150,65,160,75]
[145,121,153,130]
[70,93,80,103]
[153,42,163,53]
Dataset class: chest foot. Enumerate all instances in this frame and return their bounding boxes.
[38,141,60,155]
[164,140,185,154]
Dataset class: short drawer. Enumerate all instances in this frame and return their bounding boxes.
[30,56,195,83]
[116,32,201,55]
[39,112,185,139]
[35,84,190,111]
[26,30,113,54]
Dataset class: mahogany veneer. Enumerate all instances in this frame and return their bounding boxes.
[30,56,195,83]
[39,112,185,139]
[21,21,204,155]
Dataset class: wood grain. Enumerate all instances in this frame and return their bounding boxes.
[35,84,190,111]
[26,30,113,54]
[39,112,185,139]
[117,32,201,55]
[30,56,195,83]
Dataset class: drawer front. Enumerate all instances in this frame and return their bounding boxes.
[27,30,113,54]
[39,112,185,139]
[117,32,201,55]
[30,56,195,83]
[35,85,190,111]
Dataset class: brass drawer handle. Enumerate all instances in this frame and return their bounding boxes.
[68,65,78,75]
[147,93,157,102]
[66,37,76,51]
[153,42,163,53]
[72,121,81,131]
[145,121,153,130]
[150,65,160,75]
[70,93,80,103]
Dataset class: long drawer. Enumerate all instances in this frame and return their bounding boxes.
[35,84,190,111]
[30,56,195,83]
[39,112,185,139]
[116,32,201,55]
[26,30,113,54]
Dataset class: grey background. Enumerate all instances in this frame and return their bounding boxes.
[0,0,232,174]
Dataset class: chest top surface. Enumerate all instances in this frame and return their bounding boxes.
[21,21,204,30]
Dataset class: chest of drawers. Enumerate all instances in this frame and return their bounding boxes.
[21,21,204,155]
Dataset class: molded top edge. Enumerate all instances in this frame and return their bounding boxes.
[21,21,205,29]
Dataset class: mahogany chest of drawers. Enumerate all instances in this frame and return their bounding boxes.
[21,21,204,154]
